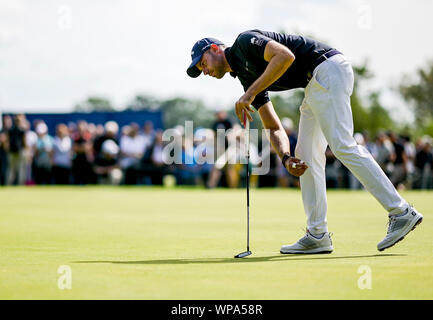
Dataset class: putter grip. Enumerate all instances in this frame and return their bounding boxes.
[244,115,250,157]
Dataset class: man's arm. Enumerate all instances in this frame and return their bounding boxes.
[247,40,295,98]
[235,41,295,123]
[258,101,308,177]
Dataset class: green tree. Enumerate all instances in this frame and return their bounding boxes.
[126,94,161,111]
[399,61,433,126]
[270,90,304,127]
[74,97,115,112]
[366,92,394,137]
[350,62,373,133]
[159,97,214,129]
[126,95,216,128]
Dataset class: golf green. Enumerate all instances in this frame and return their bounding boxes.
[1,186,432,299]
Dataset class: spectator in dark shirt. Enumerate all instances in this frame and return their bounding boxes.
[414,138,433,189]
[146,129,167,185]
[93,121,119,158]
[93,139,121,185]
[211,110,233,187]
[389,132,407,188]
[7,114,27,185]
[142,121,156,155]
[0,115,12,185]
[277,117,299,188]
[72,121,94,184]
[212,110,232,132]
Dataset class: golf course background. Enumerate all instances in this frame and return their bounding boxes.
[1,186,432,299]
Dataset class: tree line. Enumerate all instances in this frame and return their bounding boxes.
[74,61,433,139]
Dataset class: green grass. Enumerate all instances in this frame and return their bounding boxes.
[0,186,432,299]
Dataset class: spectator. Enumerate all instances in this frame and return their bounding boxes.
[348,132,365,190]
[362,130,376,156]
[72,121,94,184]
[52,124,72,184]
[277,117,299,188]
[212,110,232,133]
[87,123,97,140]
[24,120,38,184]
[33,122,54,185]
[68,122,78,139]
[258,146,279,187]
[177,136,199,185]
[325,147,339,188]
[0,116,11,185]
[209,111,233,187]
[0,132,8,185]
[95,124,105,137]
[414,137,433,189]
[145,129,167,185]
[208,124,259,188]
[193,128,214,186]
[402,135,416,189]
[1,114,13,131]
[373,131,395,177]
[142,121,156,155]
[119,123,146,184]
[389,132,407,189]
[93,121,119,158]
[93,139,122,185]
[7,114,27,185]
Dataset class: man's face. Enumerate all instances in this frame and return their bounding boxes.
[197,47,226,79]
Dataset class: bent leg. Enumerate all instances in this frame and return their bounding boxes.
[307,55,408,215]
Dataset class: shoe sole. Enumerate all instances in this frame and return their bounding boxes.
[280,246,334,255]
[378,216,423,252]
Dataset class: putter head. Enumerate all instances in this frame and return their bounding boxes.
[234,251,252,258]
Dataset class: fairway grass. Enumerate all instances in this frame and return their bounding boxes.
[1,186,432,299]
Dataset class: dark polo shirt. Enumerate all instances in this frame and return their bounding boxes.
[225,29,334,109]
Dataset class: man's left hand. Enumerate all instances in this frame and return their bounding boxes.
[285,157,309,177]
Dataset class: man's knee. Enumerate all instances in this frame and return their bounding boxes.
[330,139,369,163]
[329,139,354,160]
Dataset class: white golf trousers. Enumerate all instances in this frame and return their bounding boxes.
[295,54,409,235]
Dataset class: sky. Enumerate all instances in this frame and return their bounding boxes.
[1,0,433,123]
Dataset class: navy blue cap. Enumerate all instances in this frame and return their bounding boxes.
[187,37,225,78]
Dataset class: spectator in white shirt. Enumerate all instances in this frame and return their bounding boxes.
[119,123,146,184]
[52,123,72,184]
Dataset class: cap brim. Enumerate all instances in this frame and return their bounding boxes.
[186,55,202,78]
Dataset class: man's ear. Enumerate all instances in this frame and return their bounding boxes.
[210,44,220,53]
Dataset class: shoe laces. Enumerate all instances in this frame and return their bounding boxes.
[386,216,397,234]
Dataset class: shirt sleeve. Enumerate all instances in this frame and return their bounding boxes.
[240,80,270,110]
[251,91,270,110]
[236,31,271,62]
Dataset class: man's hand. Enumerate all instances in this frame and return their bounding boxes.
[235,92,255,125]
[285,157,309,177]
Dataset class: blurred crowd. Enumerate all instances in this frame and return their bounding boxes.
[325,130,433,190]
[1,113,432,189]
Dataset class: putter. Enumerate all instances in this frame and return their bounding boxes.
[235,112,252,259]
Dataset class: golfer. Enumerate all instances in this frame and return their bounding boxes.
[187,29,423,254]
